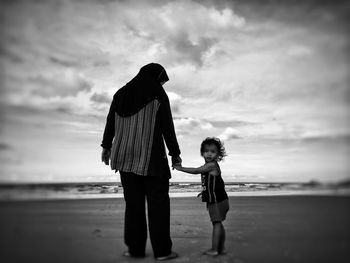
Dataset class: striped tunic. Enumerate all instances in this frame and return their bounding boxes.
[110,99,160,175]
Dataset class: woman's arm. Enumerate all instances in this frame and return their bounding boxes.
[101,94,116,150]
[174,162,215,174]
[159,94,181,157]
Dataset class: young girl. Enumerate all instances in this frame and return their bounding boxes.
[174,137,229,256]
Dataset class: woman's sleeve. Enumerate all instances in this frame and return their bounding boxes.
[100,95,116,150]
[159,95,181,157]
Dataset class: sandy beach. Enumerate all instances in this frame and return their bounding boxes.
[1,196,349,263]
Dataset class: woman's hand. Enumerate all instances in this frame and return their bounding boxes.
[101,148,111,165]
[171,156,182,170]
[172,155,182,165]
[173,163,182,171]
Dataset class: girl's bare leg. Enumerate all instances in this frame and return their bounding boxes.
[204,222,222,256]
[212,222,222,251]
[218,223,226,253]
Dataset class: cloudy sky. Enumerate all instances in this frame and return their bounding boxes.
[1,0,349,183]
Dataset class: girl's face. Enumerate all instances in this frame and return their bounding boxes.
[202,144,219,163]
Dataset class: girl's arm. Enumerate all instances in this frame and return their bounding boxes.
[174,162,215,174]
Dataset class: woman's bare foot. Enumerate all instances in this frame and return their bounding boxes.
[155,251,178,261]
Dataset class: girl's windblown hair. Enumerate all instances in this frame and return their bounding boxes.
[200,137,227,162]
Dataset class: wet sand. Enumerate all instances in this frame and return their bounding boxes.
[1,196,349,263]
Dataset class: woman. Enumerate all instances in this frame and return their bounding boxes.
[101,63,181,261]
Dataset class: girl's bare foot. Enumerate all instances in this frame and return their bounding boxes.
[203,249,219,256]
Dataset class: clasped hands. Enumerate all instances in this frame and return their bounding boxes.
[171,156,182,170]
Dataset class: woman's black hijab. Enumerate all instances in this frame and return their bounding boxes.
[114,63,169,117]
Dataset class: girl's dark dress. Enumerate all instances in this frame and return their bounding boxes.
[201,162,228,204]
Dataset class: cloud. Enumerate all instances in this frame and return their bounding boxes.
[167,91,183,114]
[118,0,245,66]
[90,92,111,105]
[218,127,242,141]
[1,0,349,183]
[169,35,217,67]
[30,69,92,98]
[208,119,255,128]
[174,117,213,135]
[48,56,82,68]
[287,45,313,57]
[300,131,350,143]
[0,143,12,151]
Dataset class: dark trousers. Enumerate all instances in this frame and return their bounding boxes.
[120,172,172,257]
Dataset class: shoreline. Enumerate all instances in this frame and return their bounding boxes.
[1,180,349,202]
[1,188,349,202]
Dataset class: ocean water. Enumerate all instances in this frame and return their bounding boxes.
[0,181,349,201]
